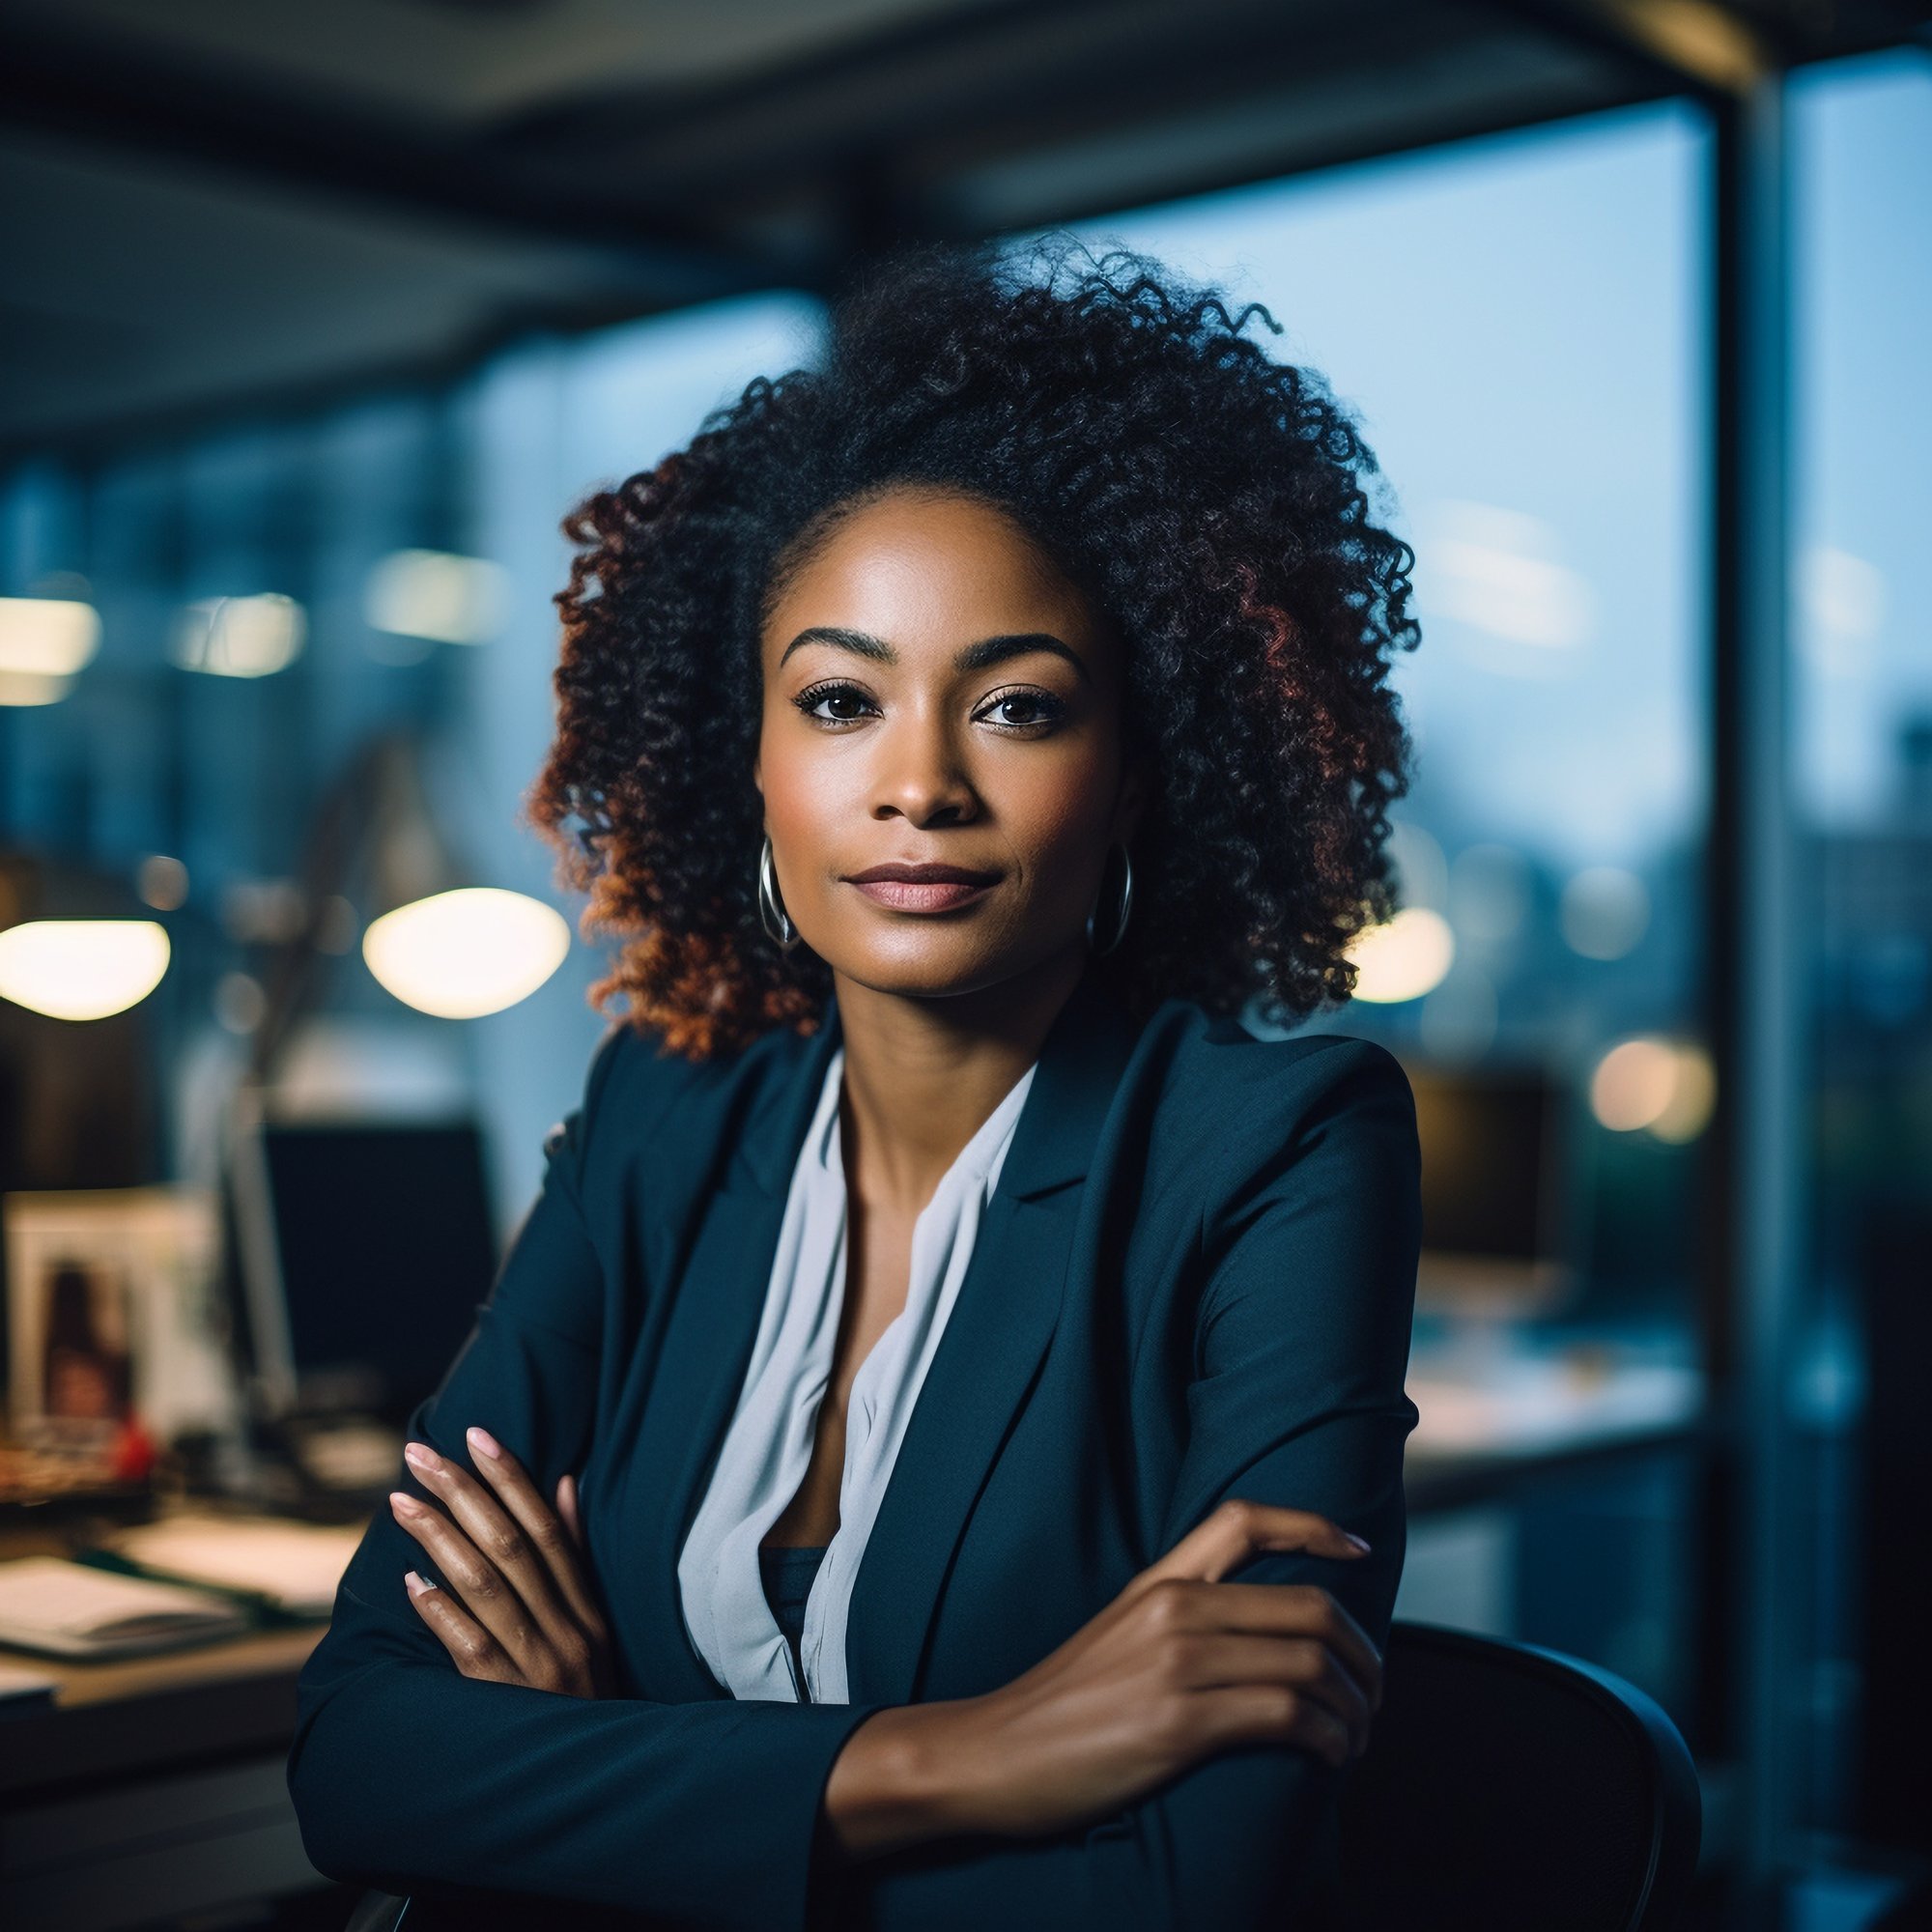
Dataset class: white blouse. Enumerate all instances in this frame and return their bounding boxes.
[675,1041,1037,1705]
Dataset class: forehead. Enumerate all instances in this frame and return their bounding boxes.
[764,489,1092,639]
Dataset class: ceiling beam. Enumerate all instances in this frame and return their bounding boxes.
[1544,0,1781,94]
[0,13,784,297]
[1481,0,1932,97]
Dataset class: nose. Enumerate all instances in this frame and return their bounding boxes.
[870,704,979,826]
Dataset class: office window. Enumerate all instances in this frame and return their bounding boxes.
[1018,104,1710,1719]
[1029,101,1710,1343]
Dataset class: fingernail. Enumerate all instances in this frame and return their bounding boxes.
[468,1426,501,1461]
[403,1441,440,1473]
[404,1570,435,1597]
[1345,1533,1372,1551]
[390,1490,423,1517]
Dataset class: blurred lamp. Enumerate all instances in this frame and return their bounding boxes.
[1347,905,1456,1003]
[171,594,305,677]
[1589,1035,1717,1142]
[0,595,101,705]
[0,854,171,1021]
[364,889,570,1019]
[248,731,572,1081]
[355,735,569,1019]
[363,549,507,645]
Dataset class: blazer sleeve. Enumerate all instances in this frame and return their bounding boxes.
[824,1035,1422,1932]
[284,1024,890,1932]
[1096,1035,1423,1928]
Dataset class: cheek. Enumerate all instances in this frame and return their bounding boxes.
[997,746,1118,876]
[755,716,832,830]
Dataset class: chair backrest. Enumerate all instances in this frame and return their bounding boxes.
[343,1892,410,1932]
[1336,1620,1702,1932]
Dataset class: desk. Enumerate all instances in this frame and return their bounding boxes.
[1395,1340,1711,1690]
[1405,1350,1709,1513]
[0,1519,337,1932]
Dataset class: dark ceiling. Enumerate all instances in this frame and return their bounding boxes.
[1,0,1926,454]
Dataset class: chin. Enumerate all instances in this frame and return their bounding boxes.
[827,926,1073,1007]
[838,957,1001,1002]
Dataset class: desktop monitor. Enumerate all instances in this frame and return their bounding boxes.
[1407,1063,1582,1318]
[227,1105,499,1425]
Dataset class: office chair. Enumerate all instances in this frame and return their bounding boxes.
[344,1620,1702,1932]
[1336,1620,1702,1931]
[343,1893,409,1932]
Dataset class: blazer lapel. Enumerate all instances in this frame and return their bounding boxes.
[630,1006,845,1700]
[629,966,1143,1708]
[843,966,1144,1706]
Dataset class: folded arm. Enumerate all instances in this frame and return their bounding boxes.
[286,1032,890,1932]
[819,1037,1423,1931]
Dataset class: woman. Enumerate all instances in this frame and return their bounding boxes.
[288,236,1424,1931]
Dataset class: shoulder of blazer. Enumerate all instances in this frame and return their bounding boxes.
[571,1010,820,1164]
[1177,1015,1411,1104]
[1146,1009,1418,1190]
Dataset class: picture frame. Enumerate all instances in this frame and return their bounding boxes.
[3,1185,231,1453]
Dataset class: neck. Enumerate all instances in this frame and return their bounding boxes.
[829,948,1088,1217]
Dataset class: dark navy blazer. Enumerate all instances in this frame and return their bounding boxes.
[287,961,1422,1931]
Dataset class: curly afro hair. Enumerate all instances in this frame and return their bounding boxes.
[526,233,1420,1063]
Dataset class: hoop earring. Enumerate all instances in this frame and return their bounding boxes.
[1086,841,1134,956]
[757,834,801,952]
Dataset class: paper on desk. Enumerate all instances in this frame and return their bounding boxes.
[105,1512,366,1618]
[0,1555,247,1658]
[1406,1359,1702,1456]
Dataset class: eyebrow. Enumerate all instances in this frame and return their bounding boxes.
[777,626,1091,684]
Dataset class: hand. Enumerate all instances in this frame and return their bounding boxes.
[388,1425,616,1699]
[824,1498,1382,1860]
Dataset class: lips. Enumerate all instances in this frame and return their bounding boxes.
[843,861,1001,914]
[846,863,1000,886]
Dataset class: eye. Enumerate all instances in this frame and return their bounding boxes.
[975,687,1066,732]
[792,679,878,725]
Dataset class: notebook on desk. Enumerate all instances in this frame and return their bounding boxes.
[0,1555,249,1659]
[97,1510,366,1619]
